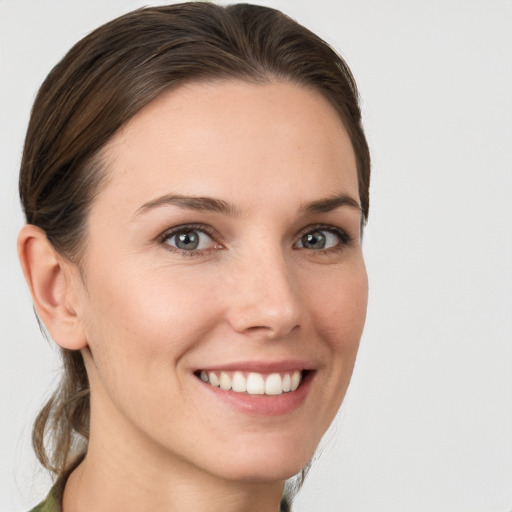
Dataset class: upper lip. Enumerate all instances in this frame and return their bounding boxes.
[196,359,317,373]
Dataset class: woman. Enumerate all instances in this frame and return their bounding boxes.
[17,3,370,511]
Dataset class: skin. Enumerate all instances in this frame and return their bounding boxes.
[19,80,368,512]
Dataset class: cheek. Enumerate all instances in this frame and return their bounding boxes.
[304,260,367,413]
[308,259,368,349]
[87,260,218,339]
[79,262,227,442]
[81,262,223,393]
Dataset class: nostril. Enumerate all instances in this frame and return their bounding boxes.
[242,323,300,340]
[225,268,303,337]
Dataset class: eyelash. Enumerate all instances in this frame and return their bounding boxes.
[158,223,220,257]
[295,224,354,255]
[158,223,354,256]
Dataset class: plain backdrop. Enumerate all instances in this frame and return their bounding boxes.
[1,1,511,511]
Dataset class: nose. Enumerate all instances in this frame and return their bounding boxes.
[225,249,303,340]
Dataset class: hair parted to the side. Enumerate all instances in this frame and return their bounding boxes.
[19,1,370,504]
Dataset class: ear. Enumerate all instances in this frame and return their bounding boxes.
[17,224,88,350]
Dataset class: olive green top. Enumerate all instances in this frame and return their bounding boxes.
[27,456,74,512]
[29,486,60,512]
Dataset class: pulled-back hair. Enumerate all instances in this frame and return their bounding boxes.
[19,1,370,503]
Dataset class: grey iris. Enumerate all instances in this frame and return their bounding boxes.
[176,231,199,250]
[302,231,326,249]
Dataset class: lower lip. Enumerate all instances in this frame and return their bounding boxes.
[196,372,314,417]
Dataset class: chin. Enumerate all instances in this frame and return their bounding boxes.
[210,436,315,483]
[222,461,306,484]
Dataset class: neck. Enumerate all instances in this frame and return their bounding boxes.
[62,414,285,512]
[64,458,285,512]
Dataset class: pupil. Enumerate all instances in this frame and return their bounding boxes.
[176,231,199,250]
[303,231,326,249]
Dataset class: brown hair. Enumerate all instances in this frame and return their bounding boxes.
[19,0,370,502]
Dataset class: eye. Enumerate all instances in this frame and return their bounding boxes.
[162,227,217,252]
[295,226,350,251]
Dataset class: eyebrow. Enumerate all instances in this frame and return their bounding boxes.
[299,193,362,215]
[134,192,361,218]
[134,194,242,217]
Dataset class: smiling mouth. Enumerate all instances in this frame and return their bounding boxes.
[195,370,308,396]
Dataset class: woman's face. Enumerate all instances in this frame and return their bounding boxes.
[73,80,367,482]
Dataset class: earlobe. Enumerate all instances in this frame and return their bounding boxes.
[17,224,88,350]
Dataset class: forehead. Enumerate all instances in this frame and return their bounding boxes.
[97,80,358,213]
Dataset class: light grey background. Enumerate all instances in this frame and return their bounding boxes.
[1,1,511,511]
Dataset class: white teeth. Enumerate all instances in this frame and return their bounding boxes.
[219,372,232,390]
[247,372,265,395]
[201,370,304,395]
[209,372,220,387]
[265,373,283,395]
[282,373,291,392]
[290,370,301,391]
[232,372,247,393]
